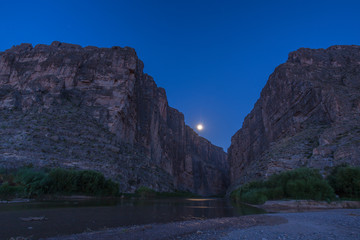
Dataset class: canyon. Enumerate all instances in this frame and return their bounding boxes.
[1,42,360,195]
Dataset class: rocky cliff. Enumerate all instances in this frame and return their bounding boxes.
[228,45,360,186]
[0,42,228,195]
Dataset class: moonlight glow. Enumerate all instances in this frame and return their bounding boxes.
[197,124,204,131]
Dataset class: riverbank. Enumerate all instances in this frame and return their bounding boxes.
[43,214,286,240]
[254,199,360,212]
[42,209,360,240]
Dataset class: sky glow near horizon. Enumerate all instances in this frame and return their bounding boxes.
[0,0,360,150]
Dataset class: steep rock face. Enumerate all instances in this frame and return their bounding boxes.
[228,45,360,186]
[0,42,228,195]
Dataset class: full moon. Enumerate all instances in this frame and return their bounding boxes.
[196,124,204,131]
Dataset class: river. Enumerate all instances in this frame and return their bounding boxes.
[0,197,264,239]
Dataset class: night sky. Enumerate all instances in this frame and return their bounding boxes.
[1,0,359,150]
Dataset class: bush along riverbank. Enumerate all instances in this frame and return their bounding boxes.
[126,186,199,199]
[231,166,360,205]
[0,167,199,201]
[0,167,119,200]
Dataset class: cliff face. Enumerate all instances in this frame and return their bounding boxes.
[228,45,360,186]
[0,42,228,195]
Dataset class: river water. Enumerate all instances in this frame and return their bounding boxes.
[0,197,265,239]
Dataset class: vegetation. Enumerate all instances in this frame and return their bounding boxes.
[0,167,119,200]
[0,182,24,200]
[0,167,196,200]
[156,190,198,198]
[231,168,336,204]
[133,186,198,199]
[134,186,157,198]
[3,165,360,203]
[327,165,360,199]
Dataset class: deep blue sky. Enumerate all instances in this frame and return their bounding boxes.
[1,0,359,150]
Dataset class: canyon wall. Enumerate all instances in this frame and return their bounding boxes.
[228,45,360,186]
[0,42,228,195]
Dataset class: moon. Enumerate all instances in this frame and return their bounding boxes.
[196,124,204,131]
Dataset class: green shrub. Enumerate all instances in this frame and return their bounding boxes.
[285,178,334,200]
[102,179,119,196]
[77,170,105,194]
[231,181,268,204]
[15,168,48,197]
[0,182,24,200]
[327,166,360,199]
[240,188,268,204]
[0,167,119,199]
[230,188,241,202]
[135,186,156,198]
[267,168,334,200]
[76,170,119,195]
[231,168,335,204]
[46,168,119,196]
[15,168,47,185]
[266,186,284,200]
[46,168,78,194]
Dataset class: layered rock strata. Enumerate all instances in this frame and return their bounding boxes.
[0,42,228,195]
[228,45,360,186]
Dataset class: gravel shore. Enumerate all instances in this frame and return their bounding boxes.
[182,209,360,240]
[42,209,360,240]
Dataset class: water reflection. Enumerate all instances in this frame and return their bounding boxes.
[0,198,264,239]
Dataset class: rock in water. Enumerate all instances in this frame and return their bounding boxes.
[228,45,360,186]
[0,42,228,195]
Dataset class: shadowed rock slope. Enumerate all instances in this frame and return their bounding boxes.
[228,45,360,186]
[0,42,228,195]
